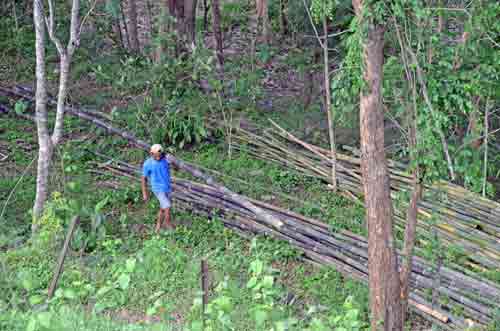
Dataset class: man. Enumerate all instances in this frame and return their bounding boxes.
[142,144,173,233]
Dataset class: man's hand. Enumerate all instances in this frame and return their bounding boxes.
[143,192,149,202]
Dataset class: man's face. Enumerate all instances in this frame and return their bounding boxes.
[151,151,161,160]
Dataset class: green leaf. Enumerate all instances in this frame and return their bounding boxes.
[63,288,77,299]
[126,258,136,273]
[262,275,274,288]
[118,273,131,290]
[250,259,263,276]
[37,312,52,328]
[26,318,37,331]
[15,101,27,114]
[190,321,203,331]
[254,309,268,326]
[96,285,112,297]
[29,295,44,305]
[94,196,109,213]
[246,276,258,289]
[146,306,157,316]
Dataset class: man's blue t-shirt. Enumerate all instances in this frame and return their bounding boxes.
[142,157,171,193]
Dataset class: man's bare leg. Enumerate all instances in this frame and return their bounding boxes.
[162,208,173,229]
[155,209,163,233]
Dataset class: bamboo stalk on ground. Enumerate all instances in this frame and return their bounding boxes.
[228,122,500,271]
[92,157,499,331]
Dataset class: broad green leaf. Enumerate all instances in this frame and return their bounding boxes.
[29,295,44,305]
[126,258,136,273]
[37,312,52,328]
[26,318,37,331]
[246,276,258,289]
[262,275,274,288]
[255,310,268,326]
[118,273,131,290]
[96,285,112,297]
[63,288,77,299]
[250,259,263,276]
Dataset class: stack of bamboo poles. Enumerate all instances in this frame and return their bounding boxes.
[228,121,500,273]
[94,158,500,331]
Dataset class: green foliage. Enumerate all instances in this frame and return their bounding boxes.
[162,112,208,150]
[306,296,367,331]
[0,306,173,331]
[32,192,77,250]
[310,0,335,23]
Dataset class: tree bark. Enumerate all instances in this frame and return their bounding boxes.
[120,0,132,49]
[184,0,198,47]
[33,0,51,228]
[51,57,70,145]
[211,0,224,71]
[32,0,82,231]
[143,0,154,49]
[400,168,422,323]
[256,0,270,44]
[279,0,288,36]
[322,15,337,191]
[203,0,209,31]
[357,2,403,330]
[175,0,185,55]
[127,0,140,52]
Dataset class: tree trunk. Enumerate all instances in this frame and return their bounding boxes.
[279,0,288,36]
[143,0,154,49]
[357,2,403,330]
[184,0,198,47]
[203,0,209,31]
[51,57,70,145]
[33,0,51,229]
[212,0,224,71]
[127,0,140,52]
[32,0,82,231]
[322,15,337,191]
[175,0,185,55]
[256,0,270,44]
[155,0,170,62]
[120,0,131,49]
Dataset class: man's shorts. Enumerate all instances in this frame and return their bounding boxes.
[153,191,171,209]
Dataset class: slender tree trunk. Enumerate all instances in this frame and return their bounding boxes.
[400,172,422,323]
[175,0,185,55]
[261,0,270,44]
[143,0,154,49]
[322,15,337,191]
[120,0,131,49]
[393,19,423,325]
[33,0,50,227]
[127,0,140,52]
[279,0,288,36]
[212,0,224,71]
[51,58,70,145]
[32,0,82,231]
[482,107,489,197]
[400,93,422,323]
[249,0,258,71]
[184,0,198,48]
[203,0,209,31]
[357,1,403,330]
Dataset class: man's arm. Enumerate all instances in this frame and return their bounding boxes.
[141,176,149,201]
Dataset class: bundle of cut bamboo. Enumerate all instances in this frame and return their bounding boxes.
[228,121,500,273]
[94,158,500,331]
